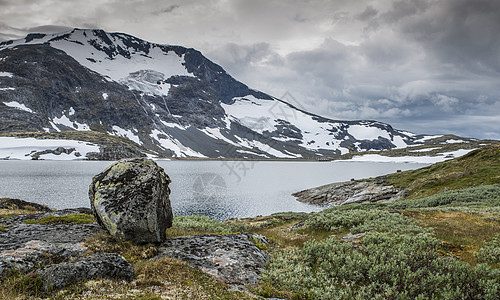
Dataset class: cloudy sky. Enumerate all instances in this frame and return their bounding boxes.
[1,0,499,139]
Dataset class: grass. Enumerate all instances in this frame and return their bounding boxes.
[23,214,95,225]
[0,258,257,300]
[385,143,500,199]
[403,210,500,265]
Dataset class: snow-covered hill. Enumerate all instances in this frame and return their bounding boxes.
[0,28,445,159]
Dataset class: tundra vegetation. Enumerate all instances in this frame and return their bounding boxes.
[0,143,499,299]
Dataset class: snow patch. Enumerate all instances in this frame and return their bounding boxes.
[0,87,15,91]
[0,137,100,160]
[159,119,187,130]
[346,149,475,164]
[444,139,465,144]
[348,125,391,141]
[102,93,108,100]
[111,126,141,144]
[3,101,33,113]
[414,135,443,143]
[409,147,442,153]
[53,115,74,128]
[150,129,205,158]
[0,72,13,78]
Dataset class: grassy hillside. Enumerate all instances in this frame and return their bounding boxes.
[385,143,500,199]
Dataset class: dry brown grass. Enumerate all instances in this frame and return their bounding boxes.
[403,210,500,264]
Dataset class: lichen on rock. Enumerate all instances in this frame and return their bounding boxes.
[89,158,173,243]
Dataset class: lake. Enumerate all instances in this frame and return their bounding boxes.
[0,160,427,220]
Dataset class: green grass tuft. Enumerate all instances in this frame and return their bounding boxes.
[24,213,95,225]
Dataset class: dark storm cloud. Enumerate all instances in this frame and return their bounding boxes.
[357,6,378,21]
[403,0,500,74]
[27,25,73,33]
[152,4,179,16]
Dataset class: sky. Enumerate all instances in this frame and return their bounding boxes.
[1,0,499,139]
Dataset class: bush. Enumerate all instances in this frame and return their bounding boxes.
[262,232,500,299]
[389,184,500,210]
[476,233,500,266]
[306,209,431,235]
[172,214,249,234]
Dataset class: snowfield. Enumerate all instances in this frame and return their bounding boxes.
[345,149,475,164]
[0,137,100,160]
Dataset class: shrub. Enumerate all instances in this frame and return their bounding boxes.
[171,214,249,234]
[262,232,500,299]
[306,209,431,235]
[476,233,500,266]
[389,184,500,210]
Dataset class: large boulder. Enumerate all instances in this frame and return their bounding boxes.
[89,158,173,243]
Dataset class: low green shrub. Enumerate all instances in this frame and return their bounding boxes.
[389,184,500,210]
[172,214,249,234]
[306,209,431,235]
[476,233,500,266]
[262,232,499,299]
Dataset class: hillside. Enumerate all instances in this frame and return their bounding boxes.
[385,142,500,199]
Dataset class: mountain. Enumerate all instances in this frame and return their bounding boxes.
[0,28,445,159]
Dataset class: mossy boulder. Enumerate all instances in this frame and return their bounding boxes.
[89,158,173,243]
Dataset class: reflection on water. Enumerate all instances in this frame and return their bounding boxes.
[0,160,427,220]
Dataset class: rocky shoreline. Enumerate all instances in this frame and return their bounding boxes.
[293,175,407,206]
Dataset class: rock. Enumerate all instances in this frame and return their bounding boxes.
[341,232,365,242]
[155,233,269,288]
[89,158,173,243]
[0,208,99,277]
[293,179,407,206]
[36,253,135,291]
[0,198,52,212]
[0,240,88,277]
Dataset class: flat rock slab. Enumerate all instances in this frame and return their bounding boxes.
[155,233,269,287]
[293,177,407,206]
[37,253,135,291]
[0,208,100,277]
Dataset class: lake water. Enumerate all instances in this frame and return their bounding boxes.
[0,160,427,220]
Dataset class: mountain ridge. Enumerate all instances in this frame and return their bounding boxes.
[0,28,463,159]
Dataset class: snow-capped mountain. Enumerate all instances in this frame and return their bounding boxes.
[0,28,427,158]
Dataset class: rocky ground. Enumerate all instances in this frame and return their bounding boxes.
[0,199,270,297]
[293,175,407,206]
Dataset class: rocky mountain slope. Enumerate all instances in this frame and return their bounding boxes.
[0,28,464,159]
